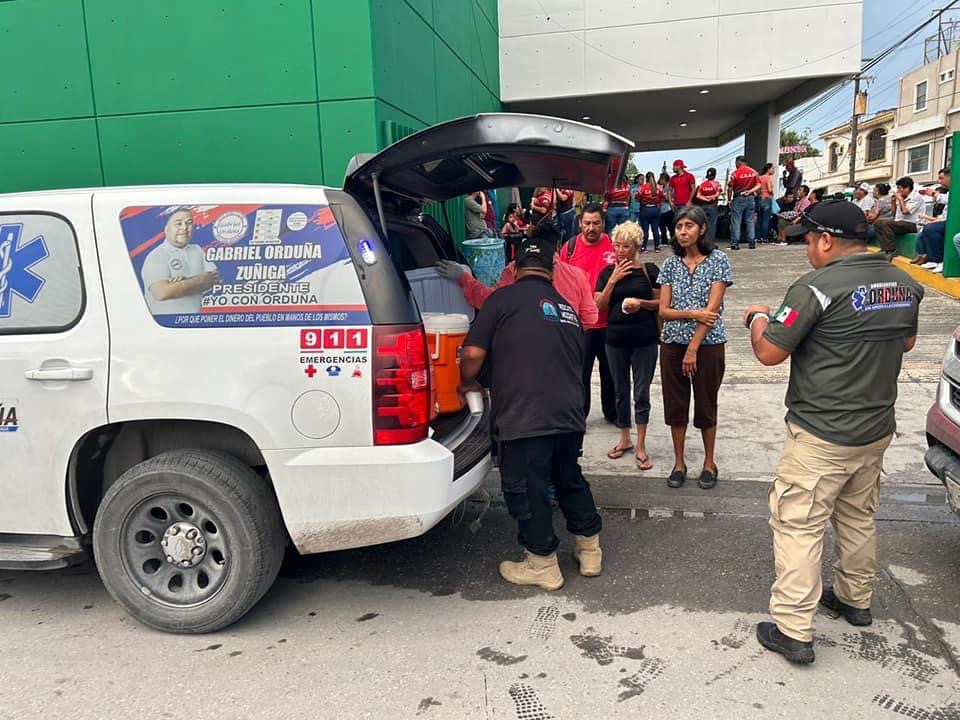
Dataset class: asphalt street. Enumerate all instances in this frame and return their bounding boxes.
[1,505,959,719]
[2,245,958,719]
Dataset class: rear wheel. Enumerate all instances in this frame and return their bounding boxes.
[93,450,286,633]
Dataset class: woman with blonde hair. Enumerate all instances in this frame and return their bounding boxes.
[594,221,661,470]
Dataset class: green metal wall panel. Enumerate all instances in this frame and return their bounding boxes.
[371,0,437,125]
[0,0,499,194]
[374,100,427,147]
[98,105,323,186]
[318,100,379,186]
[404,0,433,26]
[0,0,94,122]
[434,42,475,121]
[85,0,318,115]
[476,0,497,31]
[469,4,500,96]
[431,0,471,72]
[0,120,102,192]
[313,0,375,101]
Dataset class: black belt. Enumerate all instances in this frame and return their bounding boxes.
[608,202,628,207]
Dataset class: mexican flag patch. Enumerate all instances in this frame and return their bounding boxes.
[774,305,799,327]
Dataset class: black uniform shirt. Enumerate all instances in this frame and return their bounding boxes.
[464,275,586,442]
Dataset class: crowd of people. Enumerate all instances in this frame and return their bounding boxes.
[471,157,959,274]
[445,189,924,667]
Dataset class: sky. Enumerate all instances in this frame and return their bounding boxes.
[629,0,959,179]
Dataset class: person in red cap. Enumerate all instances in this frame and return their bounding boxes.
[668,160,697,211]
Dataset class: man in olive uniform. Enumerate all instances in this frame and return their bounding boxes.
[743,200,923,664]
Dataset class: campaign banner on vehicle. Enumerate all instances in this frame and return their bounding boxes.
[120,204,370,328]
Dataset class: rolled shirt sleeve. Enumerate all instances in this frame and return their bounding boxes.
[710,252,734,286]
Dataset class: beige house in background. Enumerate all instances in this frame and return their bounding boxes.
[801,110,895,192]
[890,46,960,184]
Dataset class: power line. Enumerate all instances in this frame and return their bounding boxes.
[783,33,930,131]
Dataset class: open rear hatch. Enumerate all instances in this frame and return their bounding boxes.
[340,114,633,469]
[344,112,634,226]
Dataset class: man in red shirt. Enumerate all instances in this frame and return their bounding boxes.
[558,202,617,422]
[727,155,762,250]
[437,247,599,329]
[668,159,697,210]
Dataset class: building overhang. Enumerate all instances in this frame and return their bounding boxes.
[504,76,846,151]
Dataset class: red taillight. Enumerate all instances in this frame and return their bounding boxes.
[373,324,431,445]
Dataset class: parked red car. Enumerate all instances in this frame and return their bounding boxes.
[926,326,960,516]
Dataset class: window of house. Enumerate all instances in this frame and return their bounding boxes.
[915,80,928,111]
[828,142,839,173]
[907,144,931,175]
[940,69,955,84]
[866,128,887,163]
[0,213,85,334]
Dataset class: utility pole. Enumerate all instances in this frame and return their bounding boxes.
[848,75,861,187]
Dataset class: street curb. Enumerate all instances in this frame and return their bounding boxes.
[478,472,952,523]
[868,247,960,299]
[892,256,960,299]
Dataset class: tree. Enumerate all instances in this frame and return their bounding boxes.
[779,128,821,161]
[625,156,641,180]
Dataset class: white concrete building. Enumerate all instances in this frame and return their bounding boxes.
[499,1,863,167]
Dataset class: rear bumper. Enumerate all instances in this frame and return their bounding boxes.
[925,403,960,514]
[264,440,492,554]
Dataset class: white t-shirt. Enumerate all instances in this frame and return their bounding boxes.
[141,242,216,315]
[853,195,876,214]
[895,190,925,223]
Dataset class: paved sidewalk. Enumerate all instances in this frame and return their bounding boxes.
[577,245,958,491]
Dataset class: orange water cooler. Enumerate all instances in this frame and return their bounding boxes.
[422,313,471,416]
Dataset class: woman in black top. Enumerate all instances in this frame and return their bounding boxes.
[595,221,661,470]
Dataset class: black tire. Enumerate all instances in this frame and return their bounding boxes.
[93,449,286,633]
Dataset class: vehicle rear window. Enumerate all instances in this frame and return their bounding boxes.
[119,204,369,328]
[0,213,84,335]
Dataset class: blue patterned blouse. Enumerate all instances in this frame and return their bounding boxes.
[658,250,734,345]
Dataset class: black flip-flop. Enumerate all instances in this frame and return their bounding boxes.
[667,467,687,488]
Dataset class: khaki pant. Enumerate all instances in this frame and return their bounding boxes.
[768,422,892,642]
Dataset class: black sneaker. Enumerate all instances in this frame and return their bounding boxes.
[698,466,718,489]
[748,243,756,249]
[667,467,687,488]
[729,245,740,251]
[756,622,815,664]
[820,587,872,626]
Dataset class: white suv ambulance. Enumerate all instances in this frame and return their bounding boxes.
[0,114,631,632]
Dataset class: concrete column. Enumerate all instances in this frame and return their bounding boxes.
[743,102,781,171]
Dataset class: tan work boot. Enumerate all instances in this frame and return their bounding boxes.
[499,551,564,591]
[573,534,602,576]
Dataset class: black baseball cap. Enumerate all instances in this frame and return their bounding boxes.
[515,234,556,271]
[785,199,869,240]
